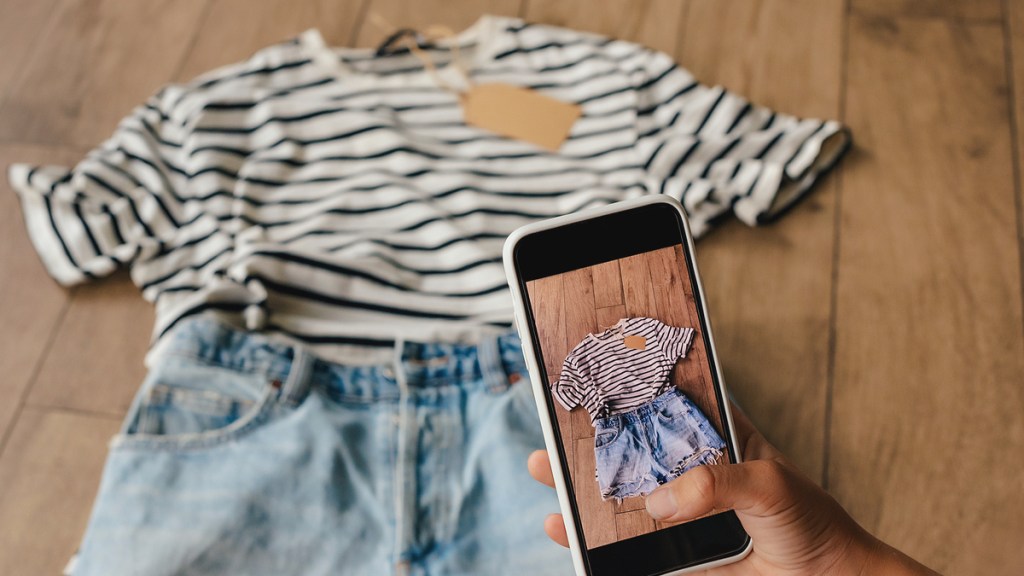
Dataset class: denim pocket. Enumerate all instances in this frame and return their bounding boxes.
[656,394,726,454]
[593,419,621,449]
[113,357,280,451]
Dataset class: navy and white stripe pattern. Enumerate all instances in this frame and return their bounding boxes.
[554,317,695,423]
[8,15,848,364]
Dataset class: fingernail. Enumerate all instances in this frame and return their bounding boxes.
[645,487,677,520]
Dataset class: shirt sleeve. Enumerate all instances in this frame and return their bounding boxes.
[552,354,586,411]
[633,49,851,238]
[7,87,185,286]
[655,319,696,361]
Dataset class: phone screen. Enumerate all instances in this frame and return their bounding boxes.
[513,202,748,576]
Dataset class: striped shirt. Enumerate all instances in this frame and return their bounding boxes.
[553,317,695,423]
[7,15,849,365]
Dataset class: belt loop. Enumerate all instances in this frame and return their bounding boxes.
[392,334,410,414]
[281,345,313,404]
[477,330,505,391]
[391,335,415,561]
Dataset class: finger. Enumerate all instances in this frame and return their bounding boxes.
[544,513,570,548]
[645,459,795,524]
[527,450,556,488]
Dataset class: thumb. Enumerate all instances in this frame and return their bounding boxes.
[645,459,796,523]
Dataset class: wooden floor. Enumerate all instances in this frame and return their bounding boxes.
[527,245,734,549]
[0,0,1022,574]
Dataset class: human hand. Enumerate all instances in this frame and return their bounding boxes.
[526,403,939,575]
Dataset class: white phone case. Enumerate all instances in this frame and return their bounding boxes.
[502,194,753,576]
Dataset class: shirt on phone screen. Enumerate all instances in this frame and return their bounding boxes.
[553,316,695,423]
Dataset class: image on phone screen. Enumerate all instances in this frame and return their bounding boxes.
[524,243,731,552]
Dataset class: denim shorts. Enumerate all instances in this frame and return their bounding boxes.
[69,316,572,576]
[594,387,726,501]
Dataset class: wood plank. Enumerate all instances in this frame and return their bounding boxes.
[526,276,575,479]
[646,246,709,402]
[0,0,62,97]
[27,276,152,416]
[680,0,845,481]
[354,0,521,49]
[595,304,626,332]
[591,260,623,309]
[562,268,598,439]
[527,278,567,382]
[176,0,367,82]
[851,0,1001,21]
[0,0,208,147]
[613,494,647,514]
[620,252,659,318]
[1010,0,1024,252]
[835,16,1024,574]
[0,144,82,439]
[614,508,656,542]
[0,408,120,575]
[574,436,616,549]
[681,0,844,117]
[522,0,685,55]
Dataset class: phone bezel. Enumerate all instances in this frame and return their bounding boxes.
[502,195,753,576]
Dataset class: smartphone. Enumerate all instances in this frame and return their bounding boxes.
[503,195,751,575]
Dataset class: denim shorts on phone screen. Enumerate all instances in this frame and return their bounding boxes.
[69,316,572,576]
[594,387,726,501]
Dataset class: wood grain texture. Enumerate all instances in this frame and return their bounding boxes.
[176,0,367,81]
[0,0,62,97]
[851,0,1002,21]
[620,252,659,318]
[614,509,656,541]
[354,0,521,48]
[595,304,626,332]
[0,144,81,439]
[1010,0,1024,265]
[26,276,152,416]
[0,408,119,575]
[591,260,623,309]
[527,275,575,472]
[522,0,685,54]
[0,0,208,147]
[574,436,616,548]
[835,15,1024,574]
[680,0,845,481]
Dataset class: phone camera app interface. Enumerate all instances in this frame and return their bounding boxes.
[526,244,729,550]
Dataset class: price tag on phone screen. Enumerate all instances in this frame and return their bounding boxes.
[623,335,646,351]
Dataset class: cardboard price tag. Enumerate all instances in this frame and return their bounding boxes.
[461,83,581,151]
[623,335,647,351]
